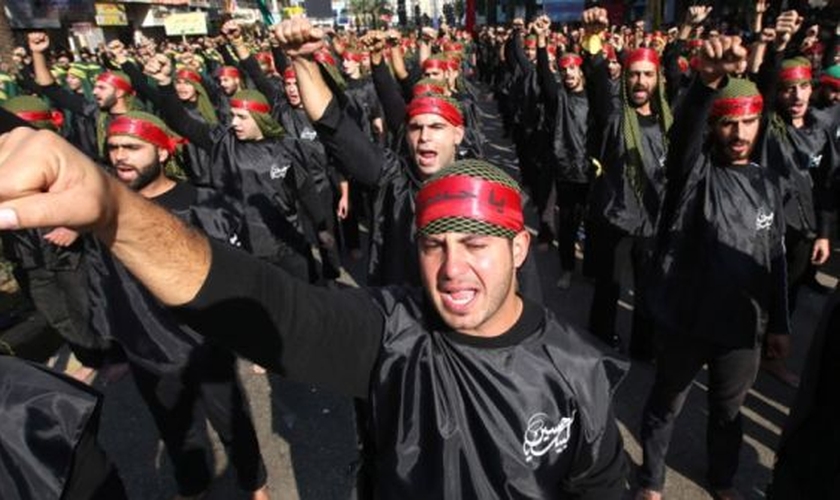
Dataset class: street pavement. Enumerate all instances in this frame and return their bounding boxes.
[90,85,834,499]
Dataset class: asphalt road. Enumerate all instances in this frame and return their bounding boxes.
[79,86,837,500]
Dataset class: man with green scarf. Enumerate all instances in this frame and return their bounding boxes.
[28,31,135,161]
[581,7,672,361]
[637,36,789,500]
[93,110,270,500]
[144,54,328,283]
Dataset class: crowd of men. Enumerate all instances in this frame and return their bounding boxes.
[0,2,838,499]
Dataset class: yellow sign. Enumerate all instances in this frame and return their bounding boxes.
[282,6,305,19]
[164,12,208,36]
[95,3,128,26]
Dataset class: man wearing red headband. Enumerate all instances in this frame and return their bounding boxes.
[144,53,327,284]
[636,38,790,500]
[274,20,542,299]
[580,7,672,361]
[533,16,593,290]
[0,110,630,496]
[759,51,839,384]
[28,31,134,160]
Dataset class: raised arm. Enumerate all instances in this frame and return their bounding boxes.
[28,32,90,116]
[0,115,384,399]
[533,16,559,119]
[144,55,214,150]
[274,19,385,187]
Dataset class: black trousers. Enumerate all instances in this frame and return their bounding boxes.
[130,346,267,496]
[638,332,762,491]
[588,221,655,357]
[554,181,589,272]
[784,229,815,313]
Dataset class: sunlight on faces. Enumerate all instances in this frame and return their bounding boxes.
[419,231,529,337]
[175,79,198,102]
[107,135,168,191]
[231,108,264,141]
[560,64,583,92]
[778,81,812,120]
[406,113,464,178]
[625,60,658,108]
[342,58,361,78]
[284,78,301,107]
[219,75,240,96]
[65,73,83,92]
[92,81,119,110]
[712,113,760,164]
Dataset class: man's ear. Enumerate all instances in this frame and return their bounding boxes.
[453,125,465,145]
[158,147,170,165]
[512,230,530,269]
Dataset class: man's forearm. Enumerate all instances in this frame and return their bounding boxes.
[292,57,333,122]
[100,180,211,306]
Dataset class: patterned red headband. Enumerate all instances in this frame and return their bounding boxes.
[416,175,524,234]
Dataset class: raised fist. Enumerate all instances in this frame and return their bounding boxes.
[685,5,713,26]
[107,39,128,64]
[698,35,748,85]
[27,32,50,54]
[582,8,609,34]
[274,18,325,59]
[532,15,551,37]
[774,10,803,48]
[143,54,173,86]
[421,26,438,42]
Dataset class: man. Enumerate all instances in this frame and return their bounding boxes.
[582,7,671,359]
[145,54,325,283]
[637,36,790,500]
[761,53,838,385]
[0,120,628,496]
[28,31,132,160]
[93,111,270,500]
[532,16,595,290]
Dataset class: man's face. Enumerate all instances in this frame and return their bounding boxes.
[56,56,71,69]
[342,58,360,78]
[525,45,537,62]
[607,60,622,80]
[175,80,198,102]
[231,108,263,141]
[625,60,658,108]
[560,64,583,92]
[66,74,83,91]
[219,75,240,95]
[12,48,26,66]
[418,231,529,337]
[284,78,301,107]
[778,80,812,119]
[424,66,447,82]
[712,113,760,164]
[820,85,840,105]
[92,81,119,110]
[406,113,464,177]
[107,135,166,191]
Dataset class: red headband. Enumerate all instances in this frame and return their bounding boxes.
[710,95,764,119]
[422,58,450,72]
[416,175,524,234]
[96,72,133,94]
[255,52,273,64]
[779,65,812,82]
[523,39,537,48]
[342,51,364,62]
[413,83,446,97]
[16,110,64,129]
[626,48,660,68]
[314,50,336,66]
[219,66,241,79]
[108,116,182,153]
[176,69,202,84]
[558,54,583,69]
[283,67,297,82]
[820,74,840,90]
[406,96,463,126]
[230,98,271,114]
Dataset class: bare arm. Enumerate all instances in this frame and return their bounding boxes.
[0,120,210,306]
